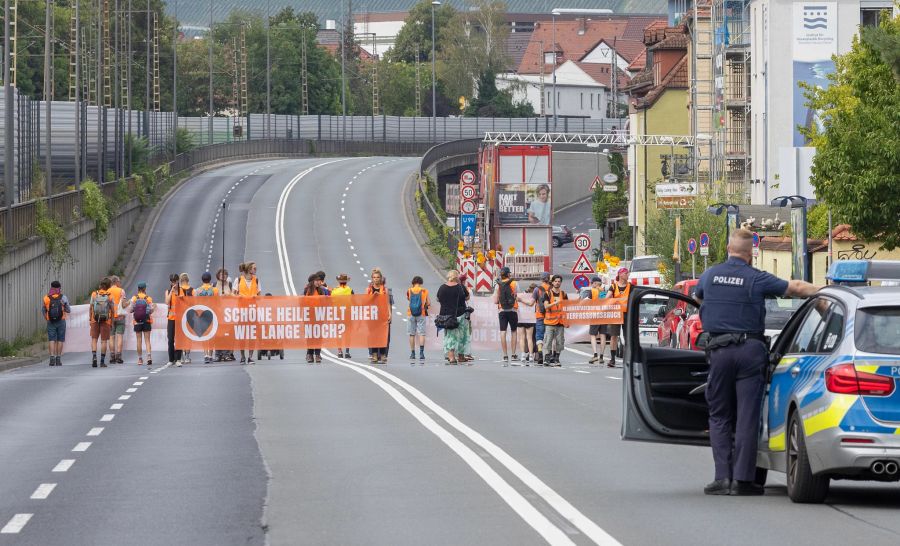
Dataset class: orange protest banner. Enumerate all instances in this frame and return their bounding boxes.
[561,297,627,325]
[173,294,390,350]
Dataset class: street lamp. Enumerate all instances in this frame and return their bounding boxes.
[550,8,614,131]
[707,202,741,242]
[771,195,810,281]
[431,0,440,143]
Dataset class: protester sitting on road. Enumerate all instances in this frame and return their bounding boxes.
[304,274,327,363]
[196,272,219,364]
[406,276,430,361]
[437,270,469,365]
[367,268,391,364]
[214,268,235,362]
[532,272,551,365]
[43,280,71,367]
[582,276,609,365]
[125,281,155,367]
[331,274,354,359]
[165,273,179,367]
[541,274,568,366]
[89,277,116,368]
[517,283,538,365]
[236,262,261,365]
[108,275,126,364]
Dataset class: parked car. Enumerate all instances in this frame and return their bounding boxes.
[622,260,900,503]
[552,225,574,247]
[629,255,663,287]
[639,295,667,347]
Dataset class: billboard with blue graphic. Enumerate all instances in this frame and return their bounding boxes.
[792,2,837,147]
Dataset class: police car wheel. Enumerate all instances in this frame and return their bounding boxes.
[786,412,829,503]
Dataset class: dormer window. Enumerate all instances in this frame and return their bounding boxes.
[544,52,555,65]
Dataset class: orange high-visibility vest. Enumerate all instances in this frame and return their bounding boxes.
[544,290,568,326]
[238,276,259,297]
[534,282,550,319]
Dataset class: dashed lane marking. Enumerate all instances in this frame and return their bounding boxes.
[139,376,149,380]
[574,370,591,374]
[30,484,57,500]
[100,414,115,422]
[118,395,131,400]
[52,460,75,472]
[126,388,138,393]
[606,376,622,380]
[87,427,104,436]
[1,514,33,534]
[133,381,144,386]
[72,442,92,452]
[110,404,123,410]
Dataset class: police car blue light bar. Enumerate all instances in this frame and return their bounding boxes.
[827,260,900,283]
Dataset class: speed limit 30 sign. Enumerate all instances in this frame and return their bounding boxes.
[573,234,591,252]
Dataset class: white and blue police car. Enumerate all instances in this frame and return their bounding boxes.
[620,260,900,503]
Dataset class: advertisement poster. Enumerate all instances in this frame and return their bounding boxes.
[497,184,552,225]
[793,2,837,146]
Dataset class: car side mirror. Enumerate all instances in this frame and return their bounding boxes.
[695,331,711,350]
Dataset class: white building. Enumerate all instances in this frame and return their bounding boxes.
[749,0,896,204]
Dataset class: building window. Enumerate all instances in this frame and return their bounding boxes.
[860,8,889,27]
[547,91,551,108]
[557,92,561,108]
[580,93,584,109]
[591,94,594,110]
[544,52,555,65]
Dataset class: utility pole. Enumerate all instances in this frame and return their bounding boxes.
[114,0,121,179]
[539,41,545,117]
[208,0,213,145]
[414,42,421,116]
[300,33,308,115]
[231,37,238,129]
[240,25,247,138]
[126,0,132,174]
[4,0,15,210]
[340,0,346,139]
[265,0,270,139]
[172,0,178,159]
[371,33,379,116]
[74,0,82,186]
[430,1,439,142]
[44,0,54,195]
[97,0,105,182]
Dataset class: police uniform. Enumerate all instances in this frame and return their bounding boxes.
[695,256,788,488]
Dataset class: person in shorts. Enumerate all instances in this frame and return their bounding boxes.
[89,278,115,368]
[493,267,524,365]
[581,276,609,364]
[43,280,71,366]
[517,283,538,364]
[126,282,156,366]
[108,275,126,364]
[406,276,431,361]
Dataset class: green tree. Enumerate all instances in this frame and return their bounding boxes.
[389,0,457,64]
[440,0,510,103]
[801,14,900,249]
[464,69,534,117]
[592,152,628,229]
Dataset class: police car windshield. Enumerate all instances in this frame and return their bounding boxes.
[855,307,900,355]
[631,257,659,272]
[764,297,805,330]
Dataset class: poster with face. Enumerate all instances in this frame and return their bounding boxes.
[525,184,552,225]
[497,187,528,225]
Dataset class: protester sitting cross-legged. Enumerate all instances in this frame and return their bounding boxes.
[436,270,469,365]
[126,282,156,367]
[43,280,71,366]
[330,274,354,359]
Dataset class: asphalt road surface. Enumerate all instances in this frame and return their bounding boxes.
[3,158,900,545]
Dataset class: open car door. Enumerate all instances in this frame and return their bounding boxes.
[621,288,710,446]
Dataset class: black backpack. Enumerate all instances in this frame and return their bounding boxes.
[498,280,516,310]
[47,293,64,321]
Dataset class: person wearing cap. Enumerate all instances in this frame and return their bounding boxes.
[43,280,72,366]
[196,272,219,364]
[581,275,609,364]
[108,275,126,364]
[493,266,527,365]
[531,272,552,365]
[125,281,156,367]
[603,266,633,367]
[331,274,354,358]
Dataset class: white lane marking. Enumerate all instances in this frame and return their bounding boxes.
[565,347,594,358]
[573,370,591,374]
[274,159,350,295]
[1,514,33,534]
[100,414,115,422]
[606,376,622,380]
[126,388,138,393]
[72,442,92,452]
[110,403,123,410]
[87,427,104,436]
[53,459,75,472]
[118,395,131,400]
[349,245,355,251]
[133,381,144,386]
[30,483,57,500]
[321,354,576,546]
[327,354,622,546]
[139,376,149,380]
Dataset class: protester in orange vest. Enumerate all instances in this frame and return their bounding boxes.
[236,262,261,365]
[304,273,327,363]
[214,268,235,362]
[606,267,631,368]
[367,268,391,364]
[532,272,551,365]
[581,275,609,365]
[43,280,71,367]
[108,275,126,364]
[89,277,116,368]
[541,274,568,366]
[493,266,528,365]
[331,273,354,359]
[406,276,431,361]
[124,281,156,367]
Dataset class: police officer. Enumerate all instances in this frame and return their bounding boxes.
[695,229,818,496]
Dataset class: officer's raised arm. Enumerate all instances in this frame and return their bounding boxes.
[785,279,819,298]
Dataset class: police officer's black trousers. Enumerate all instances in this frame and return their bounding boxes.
[705,339,767,482]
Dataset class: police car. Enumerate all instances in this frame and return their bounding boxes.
[621,260,900,503]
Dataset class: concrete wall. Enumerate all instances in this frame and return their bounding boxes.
[552,151,610,210]
[0,199,143,343]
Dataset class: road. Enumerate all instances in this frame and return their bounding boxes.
[2,158,900,545]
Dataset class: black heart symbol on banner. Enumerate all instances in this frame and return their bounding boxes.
[186,309,214,337]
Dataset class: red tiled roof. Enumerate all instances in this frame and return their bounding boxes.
[627,50,647,71]
[631,54,689,108]
[516,17,664,75]
[832,224,858,241]
[649,33,689,50]
[574,62,632,88]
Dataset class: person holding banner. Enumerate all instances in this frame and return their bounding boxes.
[367,269,392,364]
[236,263,261,364]
[532,272,551,365]
[605,267,631,368]
[214,269,235,362]
[582,276,609,364]
[541,275,568,366]
[304,274,327,363]
[331,274,354,359]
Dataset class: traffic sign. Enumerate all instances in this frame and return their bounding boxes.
[573,274,591,291]
[603,173,618,183]
[687,238,697,255]
[571,253,595,274]
[752,231,760,247]
[461,185,476,200]
[573,234,591,252]
[460,214,477,237]
[460,170,476,185]
[460,199,476,214]
[590,175,601,190]
[656,183,698,197]
[699,232,710,247]
[603,184,618,192]
[656,195,696,209]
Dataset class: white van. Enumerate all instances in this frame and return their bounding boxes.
[628,255,663,287]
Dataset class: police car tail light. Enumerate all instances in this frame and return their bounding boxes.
[825,364,895,396]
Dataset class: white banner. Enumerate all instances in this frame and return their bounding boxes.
[58,304,170,353]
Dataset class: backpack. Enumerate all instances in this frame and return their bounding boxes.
[47,294,64,321]
[133,296,149,323]
[409,288,424,317]
[181,286,194,297]
[197,285,215,297]
[92,293,111,322]
[498,280,516,311]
